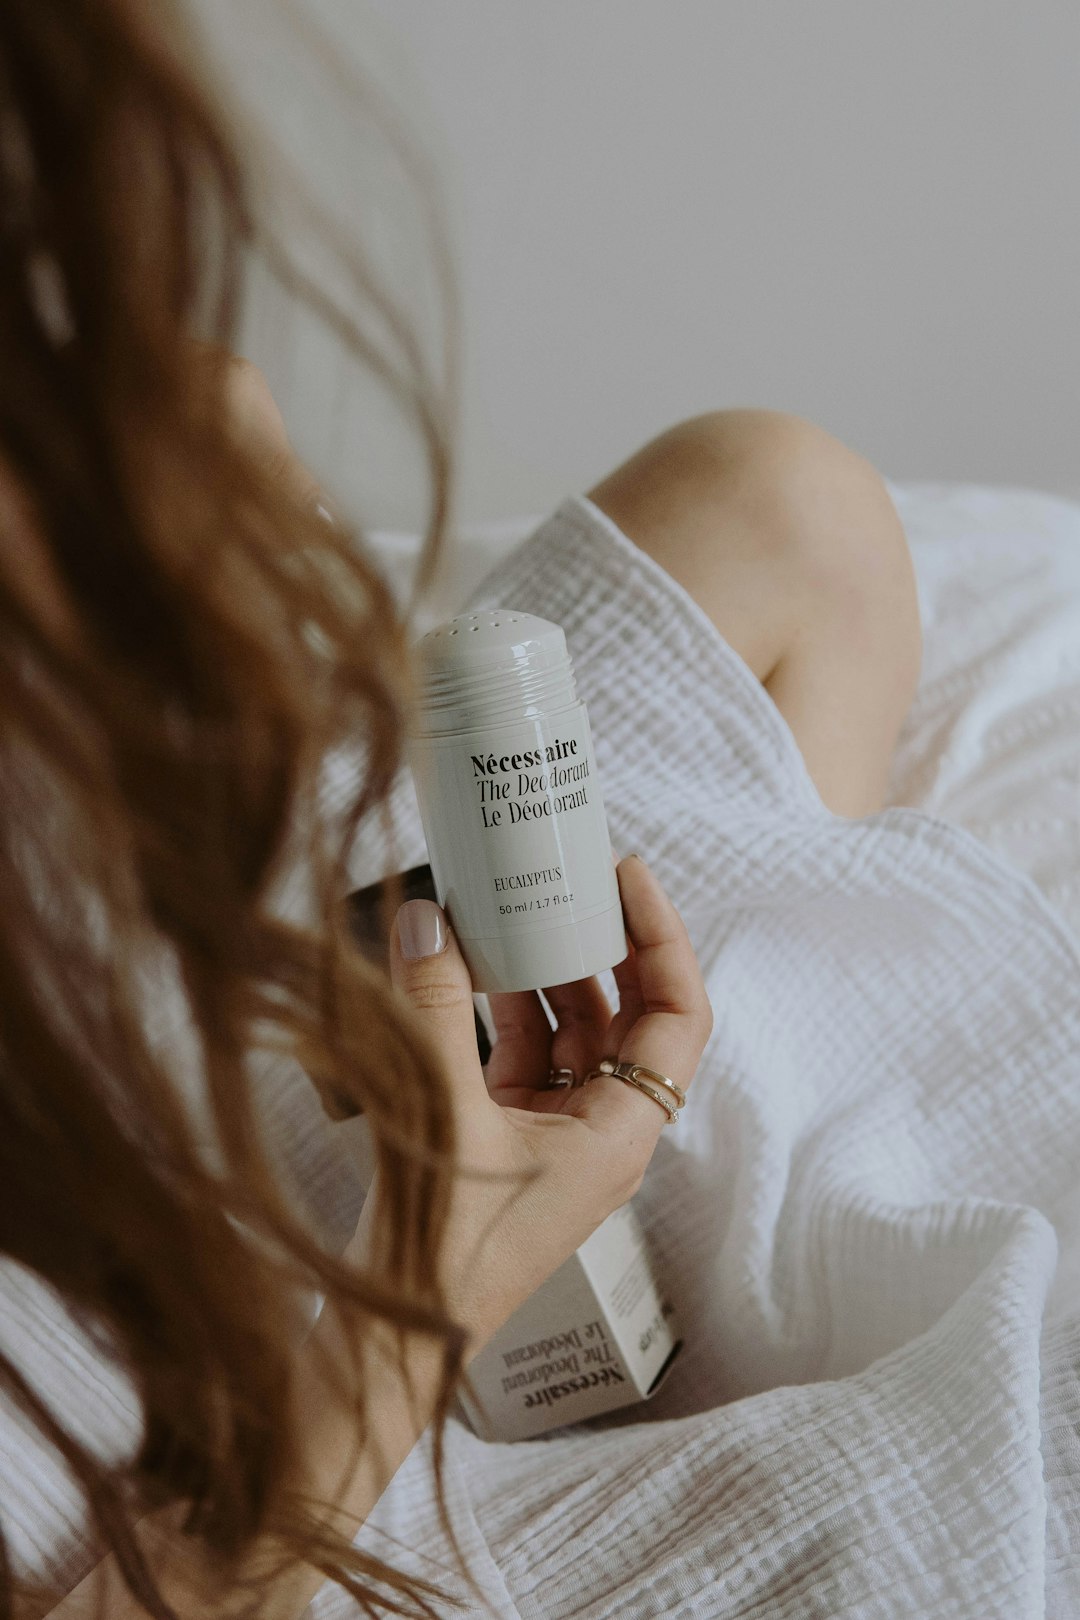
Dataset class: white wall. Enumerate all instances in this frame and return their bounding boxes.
[208,1,1080,528]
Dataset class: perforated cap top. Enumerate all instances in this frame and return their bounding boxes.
[413,608,577,734]
[417,609,566,673]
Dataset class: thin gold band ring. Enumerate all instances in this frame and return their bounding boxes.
[587,1057,686,1123]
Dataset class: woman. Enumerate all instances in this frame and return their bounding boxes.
[0,2,929,1618]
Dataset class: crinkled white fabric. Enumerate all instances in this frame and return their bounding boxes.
[887,484,1080,944]
[321,488,1080,1620]
[4,485,1080,1618]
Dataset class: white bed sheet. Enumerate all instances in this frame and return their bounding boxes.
[886,484,1080,938]
[347,482,1080,1620]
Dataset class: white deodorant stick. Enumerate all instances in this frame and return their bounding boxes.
[409,609,628,992]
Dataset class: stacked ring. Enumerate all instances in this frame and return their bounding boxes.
[547,1067,576,1089]
[587,1057,686,1124]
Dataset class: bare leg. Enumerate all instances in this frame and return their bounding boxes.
[588,410,921,816]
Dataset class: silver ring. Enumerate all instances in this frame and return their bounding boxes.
[547,1067,576,1090]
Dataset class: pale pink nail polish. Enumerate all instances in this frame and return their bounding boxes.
[398,898,448,960]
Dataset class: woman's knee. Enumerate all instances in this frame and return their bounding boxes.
[720,411,917,651]
[588,408,922,814]
[588,407,921,694]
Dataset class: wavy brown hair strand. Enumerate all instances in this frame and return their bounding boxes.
[0,1,468,1615]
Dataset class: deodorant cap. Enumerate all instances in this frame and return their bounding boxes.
[414,610,578,736]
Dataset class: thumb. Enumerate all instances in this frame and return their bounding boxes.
[389,899,485,1092]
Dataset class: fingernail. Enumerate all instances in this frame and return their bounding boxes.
[398,898,449,960]
[625,852,647,866]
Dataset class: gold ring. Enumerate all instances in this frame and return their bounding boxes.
[588,1057,686,1123]
[597,1057,687,1110]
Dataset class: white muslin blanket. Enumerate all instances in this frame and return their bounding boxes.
[3,485,1080,1618]
[319,487,1080,1619]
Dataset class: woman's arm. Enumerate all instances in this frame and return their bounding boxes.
[45,854,712,1618]
[45,1264,445,1620]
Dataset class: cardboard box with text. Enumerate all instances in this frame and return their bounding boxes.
[458,1201,681,1442]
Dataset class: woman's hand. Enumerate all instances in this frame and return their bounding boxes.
[364,854,713,1352]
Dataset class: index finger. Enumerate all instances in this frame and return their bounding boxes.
[580,856,711,1132]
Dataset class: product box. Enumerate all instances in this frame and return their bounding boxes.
[458,1201,682,1442]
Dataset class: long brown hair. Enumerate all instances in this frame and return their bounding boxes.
[0,1,463,1614]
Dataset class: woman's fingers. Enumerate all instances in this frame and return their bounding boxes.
[388,900,488,1113]
[485,976,612,1110]
[606,938,643,1055]
[388,859,708,1148]
[543,976,612,1082]
[579,855,712,1133]
[615,855,711,1076]
[485,991,553,1097]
